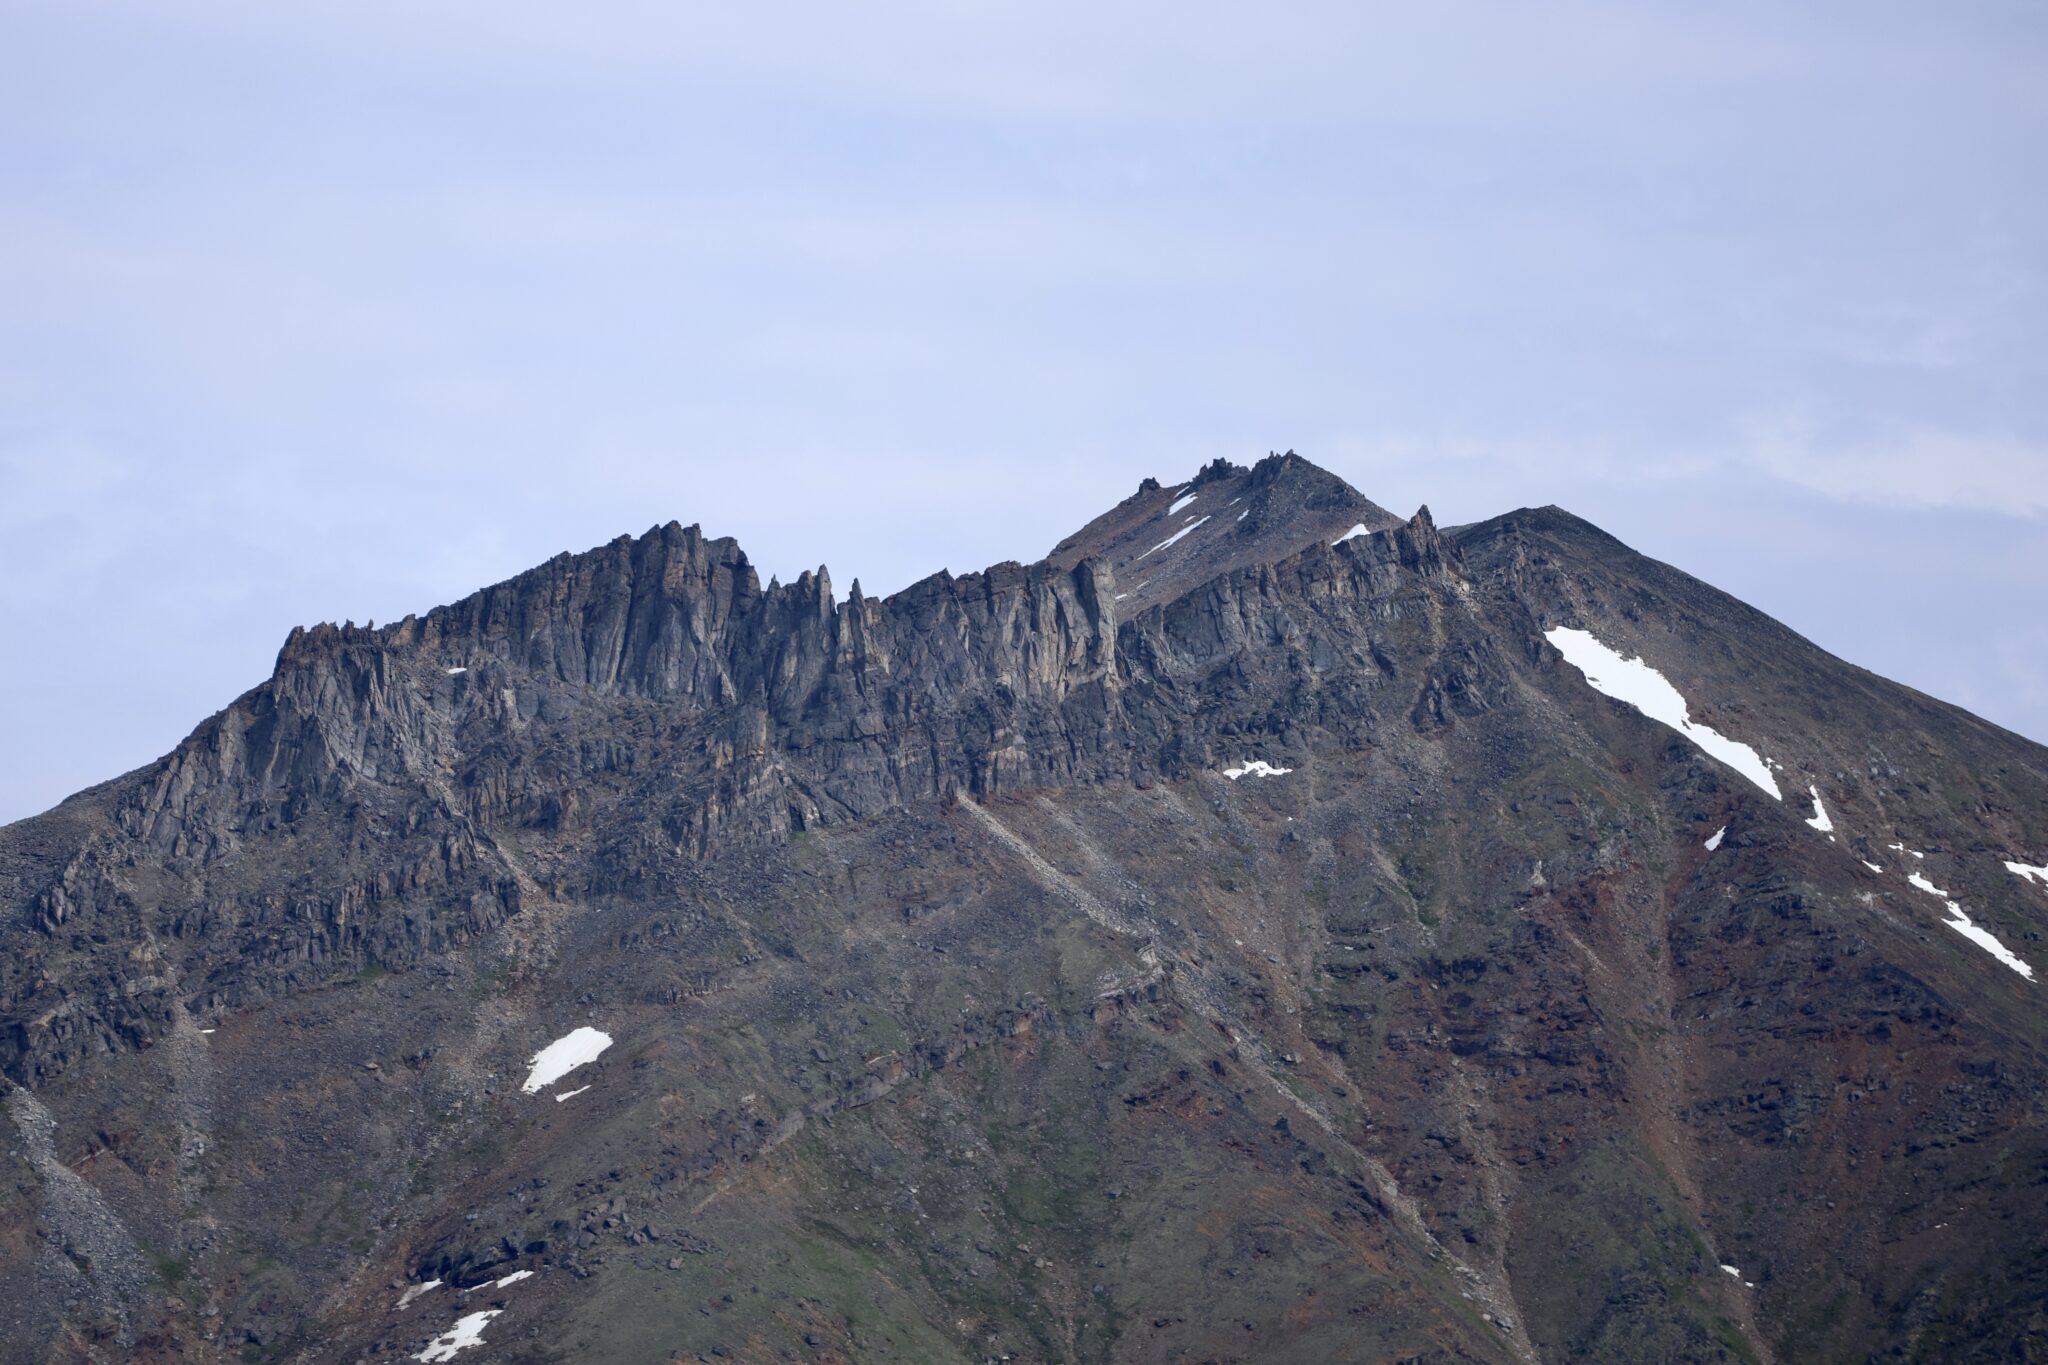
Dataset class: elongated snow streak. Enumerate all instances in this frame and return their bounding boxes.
[417,1309,500,1362]
[1804,786,1834,837]
[1862,860,1882,873]
[1905,872,2034,980]
[1223,760,1293,780]
[1705,827,1726,851]
[1331,523,1370,544]
[1907,871,1949,898]
[445,666,467,675]
[521,1027,612,1094]
[456,1269,534,1295]
[2007,860,2048,889]
[1543,628,1783,799]
[1168,492,1198,515]
[553,1085,590,1102]
[1937,905,2034,981]
[1134,515,1210,561]
[397,1280,442,1309]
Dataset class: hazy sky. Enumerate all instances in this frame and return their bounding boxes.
[4,2,2045,823]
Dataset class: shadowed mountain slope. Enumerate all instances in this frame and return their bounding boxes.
[3,454,2044,1364]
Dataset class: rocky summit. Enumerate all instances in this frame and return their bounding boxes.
[3,452,2045,1365]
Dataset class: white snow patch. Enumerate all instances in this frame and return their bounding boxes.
[553,1086,590,1103]
[1720,1264,1741,1278]
[1543,628,1783,799]
[1862,860,1882,873]
[1113,593,1128,601]
[1937,903,2035,981]
[1168,492,1198,515]
[1237,510,1248,521]
[1907,871,1950,899]
[1705,827,1726,851]
[494,1270,534,1288]
[1331,524,1371,545]
[1223,760,1293,780]
[1134,515,1210,561]
[417,1309,500,1362]
[1904,873,2034,980]
[445,666,467,676]
[199,1028,216,1034]
[1888,842,1925,859]
[397,1280,442,1309]
[521,1027,612,1095]
[1804,786,1835,838]
[2007,860,2048,889]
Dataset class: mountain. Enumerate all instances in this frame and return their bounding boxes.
[3,452,2045,1365]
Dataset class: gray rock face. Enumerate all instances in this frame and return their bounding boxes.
[2,454,2045,1364]
[1048,450,1401,615]
[3,463,1441,1089]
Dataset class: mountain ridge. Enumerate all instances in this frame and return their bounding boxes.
[3,454,2046,1364]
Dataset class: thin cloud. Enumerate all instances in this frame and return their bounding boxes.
[1740,416,2048,518]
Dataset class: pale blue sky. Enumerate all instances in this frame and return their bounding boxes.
[3,2,2045,822]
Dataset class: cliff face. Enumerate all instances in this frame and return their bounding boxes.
[3,454,2046,1365]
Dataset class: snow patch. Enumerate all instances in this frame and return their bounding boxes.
[2007,861,2048,889]
[445,666,467,676]
[1542,628,1782,799]
[494,1270,534,1288]
[417,1309,500,1362]
[1134,515,1210,561]
[553,1086,590,1103]
[1237,510,1248,521]
[397,1280,442,1309]
[1904,872,2034,980]
[1223,760,1293,780]
[1887,842,1925,859]
[521,1027,612,1095]
[1704,827,1726,851]
[1331,524,1371,545]
[1168,492,1198,515]
[1907,871,1949,898]
[1804,786,1834,837]
[1937,903,2035,981]
[1720,1264,1741,1278]
[1862,860,1882,873]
